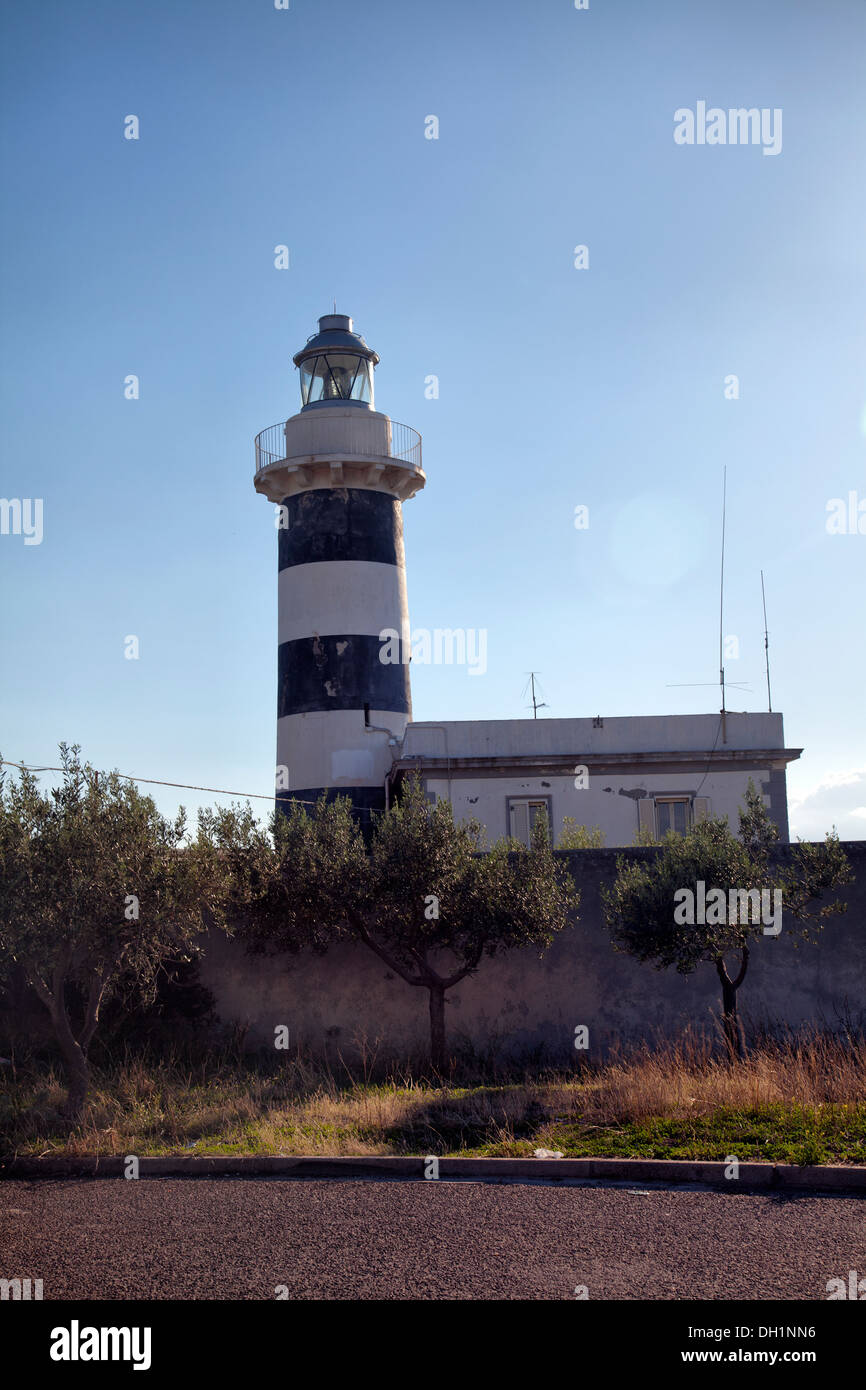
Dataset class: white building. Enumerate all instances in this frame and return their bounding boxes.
[389,712,800,847]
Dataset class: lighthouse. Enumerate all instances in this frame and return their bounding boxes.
[254,314,425,824]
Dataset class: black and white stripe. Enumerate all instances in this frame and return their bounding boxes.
[276,487,411,816]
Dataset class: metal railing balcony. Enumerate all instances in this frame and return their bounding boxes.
[254,418,422,475]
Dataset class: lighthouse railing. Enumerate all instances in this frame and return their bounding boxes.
[386,421,422,470]
[254,419,422,475]
[254,423,287,472]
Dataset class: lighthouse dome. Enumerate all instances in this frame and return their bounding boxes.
[293,313,379,410]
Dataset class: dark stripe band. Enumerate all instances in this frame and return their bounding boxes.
[278,633,411,717]
[276,785,386,826]
[278,489,405,570]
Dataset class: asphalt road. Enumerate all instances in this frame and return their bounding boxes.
[1,1178,863,1300]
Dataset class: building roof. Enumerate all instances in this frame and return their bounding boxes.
[391,712,801,780]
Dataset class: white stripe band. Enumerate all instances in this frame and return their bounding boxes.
[277,560,409,644]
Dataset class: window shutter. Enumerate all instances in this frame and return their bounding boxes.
[693,796,711,823]
[510,801,530,847]
[638,799,655,836]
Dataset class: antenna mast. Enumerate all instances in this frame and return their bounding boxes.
[761,569,772,712]
[719,466,727,744]
[665,468,753,703]
[524,672,548,720]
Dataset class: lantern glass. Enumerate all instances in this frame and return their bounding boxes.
[300,354,372,405]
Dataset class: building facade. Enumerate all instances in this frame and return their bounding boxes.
[391,712,800,847]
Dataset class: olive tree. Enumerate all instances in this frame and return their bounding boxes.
[222,776,578,1070]
[557,819,605,849]
[601,781,851,1057]
[0,746,225,1116]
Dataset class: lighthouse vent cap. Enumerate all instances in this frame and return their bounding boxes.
[293,313,379,366]
[318,314,352,333]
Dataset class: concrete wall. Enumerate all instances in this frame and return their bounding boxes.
[402,712,790,758]
[198,841,866,1062]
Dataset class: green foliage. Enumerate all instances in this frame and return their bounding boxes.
[603,818,754,974]
[557,818,605,849]
[632,825,659,846]
[232,777,577,972]
[602,779,851,976]
[0,745,226,1112]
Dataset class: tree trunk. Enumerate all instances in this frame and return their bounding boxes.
[26,960,92,1120]
[428,985,447,1073]
[51,999,91,1121]
[717,969,740,1060]
[716,949,748,1062]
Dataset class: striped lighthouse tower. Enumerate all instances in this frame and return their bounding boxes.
[254,314,425,825]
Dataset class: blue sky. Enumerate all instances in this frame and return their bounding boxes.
[1,0,864,839]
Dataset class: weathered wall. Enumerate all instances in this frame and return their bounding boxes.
[405,712,797,845]
[427,767,786,850]
[198,842,866,1061]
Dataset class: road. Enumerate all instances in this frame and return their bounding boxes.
[1,1178,863,1300]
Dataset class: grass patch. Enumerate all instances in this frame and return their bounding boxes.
[2,1032,864,1164]
[467,1103,866,1164]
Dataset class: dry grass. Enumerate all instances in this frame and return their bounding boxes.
[1,1029,863,1161]
[571,1028,866,1123]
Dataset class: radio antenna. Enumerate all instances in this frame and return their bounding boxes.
[760,569,773,712]
[666,468,750,707]
[523,672,548,719]
[719,466,727,743]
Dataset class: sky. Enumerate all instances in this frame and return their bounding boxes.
[1,0,864,840]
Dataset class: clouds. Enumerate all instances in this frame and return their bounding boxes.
[788,767,866,842]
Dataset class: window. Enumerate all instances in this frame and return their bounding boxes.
[638,796,711,839]
[655,797,691,837]
[507,796,551,848]
[300,354,372,405]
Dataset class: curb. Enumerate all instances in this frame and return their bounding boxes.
[2,1155,866,1191]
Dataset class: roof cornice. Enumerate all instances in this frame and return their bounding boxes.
[391,748,803,780]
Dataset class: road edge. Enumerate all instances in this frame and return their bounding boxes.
[2,1154,866,1190]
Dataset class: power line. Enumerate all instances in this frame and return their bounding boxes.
[0,759,330,810]
[694,712,724,797]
